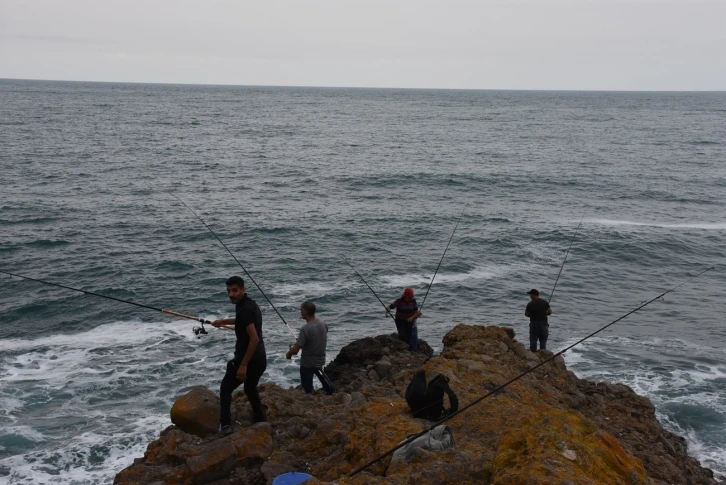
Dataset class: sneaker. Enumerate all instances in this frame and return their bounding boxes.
[220,425,233,436]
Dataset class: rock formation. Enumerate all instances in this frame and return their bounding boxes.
[115,325,724,485]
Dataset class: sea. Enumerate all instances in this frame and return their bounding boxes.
[0,79,724,484]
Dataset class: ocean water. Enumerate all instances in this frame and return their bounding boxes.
[0,79,724,483]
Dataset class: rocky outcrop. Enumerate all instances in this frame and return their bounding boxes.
[115,326,723,485]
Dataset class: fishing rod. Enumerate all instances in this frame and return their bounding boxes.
[343,259,394,319]
[348,265,715,477]
[0,270,233,336]
[169,194,297,339]
[548,214,585,304]
[418,206,466,312]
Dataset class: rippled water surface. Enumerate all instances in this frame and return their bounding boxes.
[1,80,725,482]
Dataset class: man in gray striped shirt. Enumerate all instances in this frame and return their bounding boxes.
[286,301,334,395]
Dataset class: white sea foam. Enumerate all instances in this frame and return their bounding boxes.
[563,335,726,479]
[588,219,726,230]
[0,414,170,485]
[271,281,349,298]
[0,318,227,484]
[0,425,47,442]
[379,264,508,288]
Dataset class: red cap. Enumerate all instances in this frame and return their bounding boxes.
[403,288,414,297]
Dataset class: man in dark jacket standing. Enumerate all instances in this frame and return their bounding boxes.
[525,288,552,352]
[212,276,267,435]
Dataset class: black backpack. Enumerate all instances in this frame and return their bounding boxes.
[405,370,459,421]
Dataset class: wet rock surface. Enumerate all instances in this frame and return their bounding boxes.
[115,326,722,485]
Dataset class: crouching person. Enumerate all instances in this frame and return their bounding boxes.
[286,301,334,395]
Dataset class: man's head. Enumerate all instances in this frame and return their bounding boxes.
[402,288,414,300]
[527,289,539,301]
[226,276,246,303]
[300,301,316,321]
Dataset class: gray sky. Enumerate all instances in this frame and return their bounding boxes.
[1,0,724,90]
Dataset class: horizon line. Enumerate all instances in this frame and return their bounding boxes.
[1,77,725,93]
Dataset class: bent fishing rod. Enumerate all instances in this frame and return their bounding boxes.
[548,214,585,304]
[348,265,715,477]
[346,208,466,319]
[343,259,394,319]
[169,194,297,339]
[418,206,466,312]
[0,270,233,335]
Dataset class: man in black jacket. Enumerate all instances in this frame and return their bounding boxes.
[213,276,267,435]
[525,288,552,352]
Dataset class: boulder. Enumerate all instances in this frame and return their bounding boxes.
[170,387,220,437]
[374,358,392,379]
[231,422,273,464]
[185,439,237,484]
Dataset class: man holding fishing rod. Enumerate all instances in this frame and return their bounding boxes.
[386,287,422,352]
[212,276,267,435]
[525,288,552,352]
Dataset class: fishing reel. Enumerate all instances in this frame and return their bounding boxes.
[193,324,208,337]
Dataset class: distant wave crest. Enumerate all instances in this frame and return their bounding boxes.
[589,219,726,230]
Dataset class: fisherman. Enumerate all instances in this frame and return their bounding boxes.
[385,287,422,352]
[286,301,334,395]
[213,276,267,435]
[525,288,552,352]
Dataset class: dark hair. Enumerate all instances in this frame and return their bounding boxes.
[300,301,316,316]
[226,276,245,288]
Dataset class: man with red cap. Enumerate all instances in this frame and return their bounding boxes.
[386,288,422,351]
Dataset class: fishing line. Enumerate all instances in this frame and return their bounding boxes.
[343,259,394,319]
[348,266,715,477]
[0,270,232,335]
[169,194,297,339]
[548,213,585,304]
[419,206,466,312]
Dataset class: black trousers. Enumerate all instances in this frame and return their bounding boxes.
[529,320,549,352]
[300,366,334,394]
[220,354,267,426]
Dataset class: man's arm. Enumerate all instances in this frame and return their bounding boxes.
[286,344,301,359]
[236,324,259,380]
[212,318,236,328]
[408,309,422,322]
[547,307,552,315]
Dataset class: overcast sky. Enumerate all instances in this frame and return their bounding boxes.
[1,0,724,90]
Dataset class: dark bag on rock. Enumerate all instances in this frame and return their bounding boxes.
[405,370,459,421]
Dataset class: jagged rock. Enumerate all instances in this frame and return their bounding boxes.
[561,449,577,461]
[170,387,220,437]
[524,350,539,362]
[186,440,237,484]
[507,341,529,359]
[349,392,366,408]
[116,324,722,485]
[374,358,392,378]
[231,422,273,463]
[260,461,295,484]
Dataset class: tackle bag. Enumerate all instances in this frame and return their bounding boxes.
[405,370,459,421]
